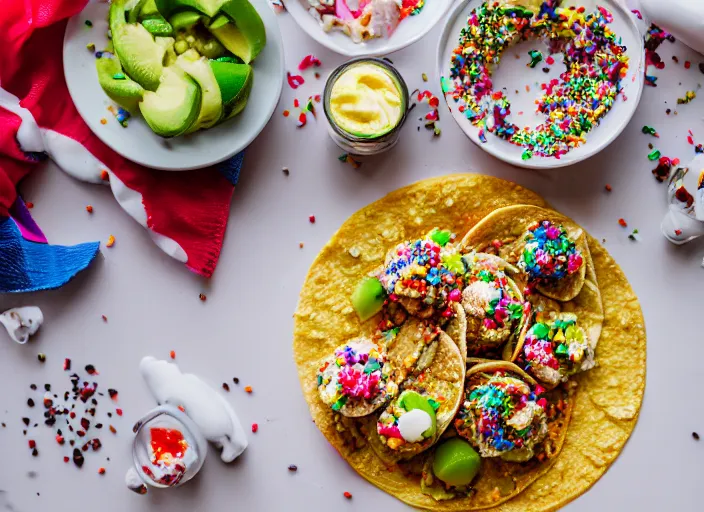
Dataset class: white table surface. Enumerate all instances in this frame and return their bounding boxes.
[1,7,704,512]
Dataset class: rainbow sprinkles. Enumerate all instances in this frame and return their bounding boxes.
[445,0,629,159]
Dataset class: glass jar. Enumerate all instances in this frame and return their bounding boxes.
[323,58,409,156]
[127,405,208,492]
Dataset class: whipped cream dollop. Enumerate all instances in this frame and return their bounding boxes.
[0,307,43,344]
[140,357,248,463]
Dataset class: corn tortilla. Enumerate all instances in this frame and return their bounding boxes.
[293,174,645,511]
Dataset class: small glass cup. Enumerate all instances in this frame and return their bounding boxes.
[323,57,409,156]
[129,405,207,491]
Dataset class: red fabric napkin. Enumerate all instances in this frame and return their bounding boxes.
[0,0,238,278]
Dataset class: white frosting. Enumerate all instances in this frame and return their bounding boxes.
[0,307,43,344]
[397,408,432,443]
[140,357,247,462]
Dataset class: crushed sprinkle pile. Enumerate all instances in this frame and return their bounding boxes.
[317,341,394,412]
[376,232,465,317]
[519,221,583,282]
[455,371,547,455]
[446,0,629,158]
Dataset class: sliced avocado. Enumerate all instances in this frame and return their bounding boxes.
[223,73,253,119]
[96,56,144,112]
[142,18,174,36]
[218,0,266,61]
[208,0,265,64]
[155,36,178,66]
[139,66,201,137]
[349,277,386,321]
[432,438,481,487]
[169,11,204,31]
[156,0,226,17]
[176,50,222,131]
[139,0,161,18]
[110,0,164,91]
[209,13,229,29]
[127,0,149,23]
[398,391,437,438]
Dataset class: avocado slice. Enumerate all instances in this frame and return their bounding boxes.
[110,0,165,91]
[432,438,481,487]
[96,56,144,112]
[209,60,252,120]
[139,66,201,137]
[170,11,204,31]
[350,277,386,321]
[141,18,174,36]
[209,13,229,29]
[176,50,222,131]
[156,0,227,17]
[208,0,265,64]
[155,36,178,66]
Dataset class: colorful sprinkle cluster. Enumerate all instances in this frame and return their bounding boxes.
[519,221,583,282]
[464,265,524,331]
[376,234,465,317]
[520,313,591,383]
[317,340,394,412]
[456,372,547,456]
[446,1,629,158]
[400,0,425,18]
[644,24,674,87]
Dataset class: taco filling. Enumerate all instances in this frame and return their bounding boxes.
[519,220,583,283]
[376,232,465,319]
[519,313,595,386]
[461,254,527,350]
[456,367,548,461]
[317,339,398,417]
[377,389,439,449]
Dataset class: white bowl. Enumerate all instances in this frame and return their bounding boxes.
[63,0,284,171]
[436,0,644,169]
[283,0,454,57]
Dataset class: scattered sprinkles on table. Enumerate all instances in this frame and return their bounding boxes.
[677,90,696,105]
[644,24,674,87]
[518,221,583,283]
[338,153,361,169]
[412,89,441,136]
[641,125,659,138]
[445,0,629,159]
[21,359,122,470]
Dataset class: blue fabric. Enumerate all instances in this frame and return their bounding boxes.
[0,217,100,293]
[216,151,244,186]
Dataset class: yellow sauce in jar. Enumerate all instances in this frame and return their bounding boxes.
[329,63,403,138]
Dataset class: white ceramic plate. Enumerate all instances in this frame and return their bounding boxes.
[283,0,454,57]
[436,0,644,169]
[63,0,284,171]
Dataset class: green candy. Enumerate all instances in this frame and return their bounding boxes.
[532,322,550,339]
[351,277,386,321]
[555,343,569,357]
[398,390,436,438]
[432,438,481,487]
[430,229,452,247]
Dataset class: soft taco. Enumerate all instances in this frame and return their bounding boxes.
[460,205,589,302]
[293,175,645,512]
[449,252,531,357]
[365,330,465,463]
